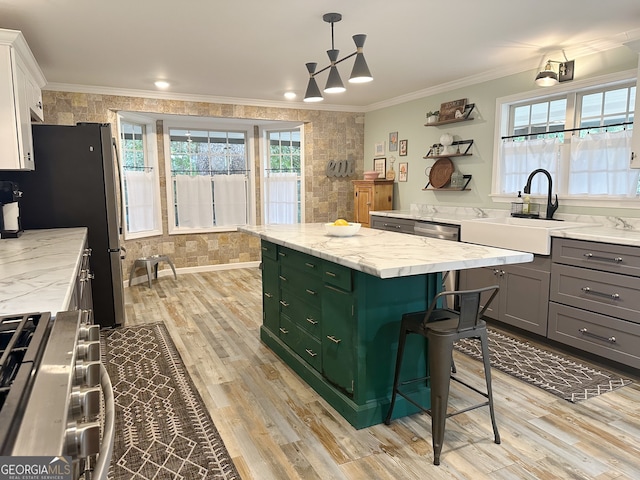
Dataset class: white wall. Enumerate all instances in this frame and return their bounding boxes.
[364,46,639,216]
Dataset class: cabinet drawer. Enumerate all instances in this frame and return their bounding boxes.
[278,246,321,275]
[280,266,322,309]
[322,261,352,291]
[548,302,640,369]
[280,316,322,371]
[552,238,640,277]
[550,264,640,324]
[261,240,278,261]
[370,216,415,234]
[279,289,322,338]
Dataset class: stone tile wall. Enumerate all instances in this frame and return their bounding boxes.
[42,91,364,276]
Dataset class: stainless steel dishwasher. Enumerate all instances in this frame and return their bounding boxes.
[371,216,461,302]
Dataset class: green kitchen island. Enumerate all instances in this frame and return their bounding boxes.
[240,224,532,429]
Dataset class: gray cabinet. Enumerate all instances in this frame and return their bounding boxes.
[458,256,550,335]
[370,215,415,234]
[549,237,640,369]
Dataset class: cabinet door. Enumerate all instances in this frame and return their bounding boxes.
[458,267,501,319]
[501,264,550,335]
[262,256,280,333]
[322,284,355,394]
[354,184,373,226]
[14,61,34,170]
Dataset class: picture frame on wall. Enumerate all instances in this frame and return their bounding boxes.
[374,157,386,178]
[399,162,408,182]
[399,139,408,156]
[374,142,385,156]
[389,131,398,151]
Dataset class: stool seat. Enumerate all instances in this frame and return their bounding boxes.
[129,255,177,288]
[385,285,500,465]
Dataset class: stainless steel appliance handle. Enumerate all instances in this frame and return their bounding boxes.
[414,224,459,241]
[93,364,115,480]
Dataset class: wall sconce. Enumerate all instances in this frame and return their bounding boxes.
[303,13,373,102]
[535,51,574,87]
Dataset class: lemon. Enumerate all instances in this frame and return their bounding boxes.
[333,218,349,226]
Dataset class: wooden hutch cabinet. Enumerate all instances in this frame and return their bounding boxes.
[352,179,394,227]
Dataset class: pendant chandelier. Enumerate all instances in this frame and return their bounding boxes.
[303,13,373,102]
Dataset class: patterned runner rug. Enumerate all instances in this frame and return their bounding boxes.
[101,323,240,480]
[454,328,632,403]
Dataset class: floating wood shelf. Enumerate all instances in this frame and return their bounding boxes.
[424,104,475,126]
[423,139,474,158]
[423,174,472,191]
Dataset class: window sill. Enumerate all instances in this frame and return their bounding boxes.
[124,229,163,240]
[168,226,247,235]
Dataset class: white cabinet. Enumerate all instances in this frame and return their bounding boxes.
[0,29,46,170]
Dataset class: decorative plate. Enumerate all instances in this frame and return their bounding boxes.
[429,158,454,188]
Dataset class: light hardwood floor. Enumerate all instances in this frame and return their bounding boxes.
[123,268,640,479]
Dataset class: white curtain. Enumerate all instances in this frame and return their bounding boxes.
[500,138,560,194]
[124,170,156,232]
[569,130,637,196]
[175,175,214,228]
[213,174,247,226]
[265,172,298,224]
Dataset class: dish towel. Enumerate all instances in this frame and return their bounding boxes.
[213,174,247,226]
[175,175,214,228]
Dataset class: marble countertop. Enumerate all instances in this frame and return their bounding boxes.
[372,207,640,248]
[240,224,533,279]
[0,228,87,316]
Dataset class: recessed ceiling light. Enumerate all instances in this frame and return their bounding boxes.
[284,91,297,100]
[154,80,170,89]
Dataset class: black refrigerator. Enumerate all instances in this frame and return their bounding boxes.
[0,123,125,327]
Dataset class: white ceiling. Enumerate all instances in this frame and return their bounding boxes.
[1,0,640,110]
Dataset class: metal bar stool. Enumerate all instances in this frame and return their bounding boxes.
[384,285,500,465]
[128,254,177,288]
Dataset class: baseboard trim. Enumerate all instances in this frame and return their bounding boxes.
[127,261,261,287]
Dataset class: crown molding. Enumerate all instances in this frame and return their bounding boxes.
[43,83,367,113]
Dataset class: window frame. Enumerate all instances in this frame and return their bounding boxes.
[260,124,305,225]
[117,112,162,240]
[493,69,637,208]
[163,118,257,235]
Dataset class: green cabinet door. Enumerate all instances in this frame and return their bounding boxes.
[321,283,355,395]
[262,250,280,334]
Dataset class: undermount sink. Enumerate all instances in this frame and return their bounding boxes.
[460,216,598,255]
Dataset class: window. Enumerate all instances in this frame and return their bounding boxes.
[165,125,251,232]
[495,72,638,205]
[118,114,161,239]
[263,128,303,224]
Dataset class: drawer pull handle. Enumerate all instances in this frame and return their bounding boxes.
[583,253,623,263]
[325,271,337,277]
[578,328,616,343]
[261,246,268,251]
[305,289,317,295]
[279,327,289,334]
[327,335,341,344]
[581,287,620,300]
[279,300,290,307]
[305,262,316,268]
[264,292,273,298]
[305,349,318,357]
[306,317,318,325]
[278,252,286,257]
[279,275,287,282]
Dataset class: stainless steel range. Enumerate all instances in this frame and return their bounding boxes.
[0,311,114,479]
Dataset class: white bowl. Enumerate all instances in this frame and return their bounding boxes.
[324,222,362,237]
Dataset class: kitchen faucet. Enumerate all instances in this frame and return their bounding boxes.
[523,169,558,220]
